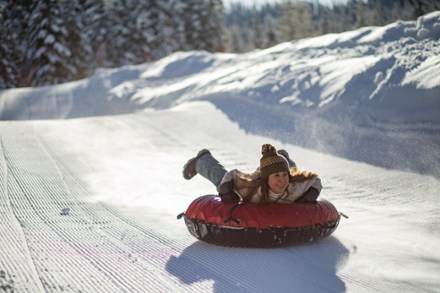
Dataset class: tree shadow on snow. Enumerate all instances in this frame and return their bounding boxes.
[208,95,440,179]
[166,236,349,293]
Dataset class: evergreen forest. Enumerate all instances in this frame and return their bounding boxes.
[1,0,438,89]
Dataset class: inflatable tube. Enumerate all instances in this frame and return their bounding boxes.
[178,195,340,247]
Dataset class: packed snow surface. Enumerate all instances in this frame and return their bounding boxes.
[0,12,439,293]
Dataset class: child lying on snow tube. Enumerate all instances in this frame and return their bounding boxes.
[183,143,321,204]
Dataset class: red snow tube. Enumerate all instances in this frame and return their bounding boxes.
[178,195,340,247]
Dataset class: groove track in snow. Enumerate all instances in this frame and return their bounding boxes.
[0,123,46,292]
[0,122,187,292]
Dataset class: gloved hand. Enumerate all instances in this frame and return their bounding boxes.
[295,187,319,203]
[220,193,240,202]
[217,180,240,202]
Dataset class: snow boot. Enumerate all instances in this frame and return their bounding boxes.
[182,149,211,180]
[277,149,297,170]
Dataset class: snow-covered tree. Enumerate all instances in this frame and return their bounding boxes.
[183,0,225,52]
[146,0,177,60]
[167,0,191,53]
[0,27,19,89]
[130,0,156,62]
[79,0,107,67]
[262,13,279,49]
[4,0,428,88]
[0,0,35,88]
[252,8,264,48]
[25,0,74,86]
[103,0,180,66]
[103,0,137,67]
[277,1,314,42]
[202,0,226,52]
[61,0,95,80]
[1,2,18,88]
[408,0,440,18]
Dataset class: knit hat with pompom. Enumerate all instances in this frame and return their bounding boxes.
[260,144,289,179]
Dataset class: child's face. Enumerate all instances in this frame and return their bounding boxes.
[267,171,289,194]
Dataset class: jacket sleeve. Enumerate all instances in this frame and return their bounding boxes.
[217,170,240,201]
[294,176,322,203]
[217,170,234,195]
[311,176,322,192]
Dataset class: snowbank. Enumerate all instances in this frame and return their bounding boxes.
[1,12,439,177]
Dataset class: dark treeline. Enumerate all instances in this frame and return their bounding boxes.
[1,0,438,89]
[0,0,225,88]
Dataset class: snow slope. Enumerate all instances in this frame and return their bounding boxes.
[0,12,439,293]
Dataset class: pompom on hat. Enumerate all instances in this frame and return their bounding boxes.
[260,144,290,179]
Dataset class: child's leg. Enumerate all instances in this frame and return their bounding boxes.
[195,152,227,187]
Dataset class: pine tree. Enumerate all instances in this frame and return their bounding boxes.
[0,25,19,89]
[203,0,225,52]
[104,0,137,67]
[147,0,177,60]
[168,0,191,53]
[277,1,314,42]
[408,0,440,18]
[61,0,95,80]
[357,0,367,28]
[183,0,225,52]
[25,0,74,86]
[0,0,35,88]
[131,0,155,62]
[1,2,18,88]
[294,1,314,39]
[104,0,177,66]
[264,14,279,48]
[252,7,264,49]
[224,3,250,52]
[80,0,107,67]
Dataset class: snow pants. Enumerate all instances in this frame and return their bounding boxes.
[195,152,227,189]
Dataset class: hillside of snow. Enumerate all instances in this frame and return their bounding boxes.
[2,12,439,178]
[0,12,439,293]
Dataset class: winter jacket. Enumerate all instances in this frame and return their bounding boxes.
[217,168,322,204]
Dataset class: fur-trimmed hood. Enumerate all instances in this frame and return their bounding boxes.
[219,168,322,204]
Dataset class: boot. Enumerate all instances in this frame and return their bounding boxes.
[277,149,297,170]
[182,149,211,180]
